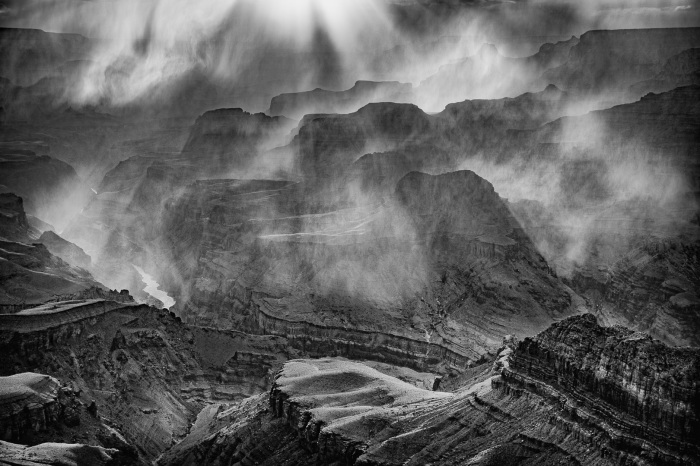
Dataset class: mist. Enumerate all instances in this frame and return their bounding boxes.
[1,0,698,316]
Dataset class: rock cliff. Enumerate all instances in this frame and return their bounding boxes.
[37,231,91,269]
[0,300,293,463]
[0,148,91,230]
[544,28,700,95]
[0,193,104,307]
[161,170,575,368]
[161,315,699,466]
[269,80,414,120]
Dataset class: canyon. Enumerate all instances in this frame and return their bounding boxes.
[0,4,699,466]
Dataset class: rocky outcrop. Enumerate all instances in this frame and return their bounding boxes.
[0,239,103,307]
[0,373,61,442]
[0,193,105,307]
[0,27,90,87]
[0,193,38,241]
[162,316,699,466]
[180,108,295,176]
[0,439,117,466]
[0,301,292,462]
[505,313,699,463]
[510,86,700,346]
[162,170,574,368]
[269,80,413,119]
[629,48,700,96]
[568,238,700,347]
[544,28,700,94]
[37,231,91,269]
[0,149,91,230]
[416,37,578,110]
[0,300,138,333]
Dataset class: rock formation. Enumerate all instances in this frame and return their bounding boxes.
[0,300,293,462]
[161,170,575,366]
[544,28,700,96]
[37,231,91,269]
[0,440,117,466]
[0,148,91,230]
[0,193,104,307]
[269,80,414,119]
[161,315,699,466]
[1,16,699,466]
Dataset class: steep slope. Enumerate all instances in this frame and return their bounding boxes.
[0,27,90,87]
[269,80,413,120]
[416,37,578,110]
[0,440,117,466]
[0,148,91,230]
[544,28,700,96]
[0,300,291,463]
[161,315,699,466]
[0,193,104,308]
[161,170,575,367]
[510,86,700,345]
[37,231,91,269]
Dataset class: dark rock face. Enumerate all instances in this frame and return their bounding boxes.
[416,37,579,110]
[0,193,36,241]
[544,28,700,95]
[162,316,699,466]
[568,238,700,347]
[181,108,295,176]
[269,80,414,119]
[0,27,90,87]
[37,231,91,269]
[630,48,700,96]
[0,148,91,230]
[0,301,289,463]
[507,314,699,454]
[0,193,103,307]
[0,373,61,442]
[510,86,700,346]
[0,440,117,466]
[0,19,699,466]
[161,171,573,370]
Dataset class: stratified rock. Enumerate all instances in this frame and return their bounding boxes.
[0,440,116,466]
[0,301,290,462]
[37,231,91,269]
[543,28,700,94]
[512,86,700,346]
[0,193,104,309]
[416,37,578,110]
[0,148,91,230]
[0,193,38,241]
[506,313,699,462]
[162,316,699,466]
[161,170,573,376]
[0,373,61,442]
[0,28,90,86]
[629,48,700,96]
[269,80,413,119]
[180,108,295,177]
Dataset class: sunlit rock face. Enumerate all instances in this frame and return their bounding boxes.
[160,315,699,466]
